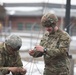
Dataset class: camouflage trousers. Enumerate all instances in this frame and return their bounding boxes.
[0,72,3,75]
[43,69,69,75]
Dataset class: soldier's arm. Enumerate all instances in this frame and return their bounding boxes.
[14,51,23,67]
[0,51,10,74]
[0,51,25,75]
[30,34,46,58]
[43,34,71,57]
[32,33,49,57]
[31,50,44,58]
[11,51,26,75]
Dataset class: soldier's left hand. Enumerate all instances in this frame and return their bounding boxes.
[35,45,44,52]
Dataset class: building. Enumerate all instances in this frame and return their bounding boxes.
[1,2,76,35]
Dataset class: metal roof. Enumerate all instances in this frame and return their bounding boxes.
[3,3,76,9]
[3,3,76,17]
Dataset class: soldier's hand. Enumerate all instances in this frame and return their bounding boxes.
[35,45,44,52]
[8,67,20,73]
[29,50,35,56]
[8,67,26,74]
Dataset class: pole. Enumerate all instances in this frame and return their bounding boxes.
[65,1,74,75]
[65,0,71,34]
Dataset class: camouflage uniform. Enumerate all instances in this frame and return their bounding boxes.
[0,35,23,75]
[31,13,71,75]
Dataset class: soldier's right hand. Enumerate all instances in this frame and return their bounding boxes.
[29,50,35,56]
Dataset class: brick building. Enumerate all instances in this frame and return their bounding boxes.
[0,3,76,35]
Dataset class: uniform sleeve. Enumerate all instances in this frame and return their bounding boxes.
[32,33,48,58]
[32,50,43,58]
[0,51,3,66]
[32,33,47,58]
[0,51,10,74]
[14,51,23,67]
[45,33,71,57]
[11,51,24,75]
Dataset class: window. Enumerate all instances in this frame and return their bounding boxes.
[25,23,32,30]
[33,23,40,31]
[17,23,23,30]
[25,23,41,31]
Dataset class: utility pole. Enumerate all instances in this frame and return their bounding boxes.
[65,1,74,75]
[65,0,71,34]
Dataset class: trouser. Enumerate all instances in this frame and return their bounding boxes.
[43,69,69,75]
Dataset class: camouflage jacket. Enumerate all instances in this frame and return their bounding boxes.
[32,29,71,75]
[0,42,23,75]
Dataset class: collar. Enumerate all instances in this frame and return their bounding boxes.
[3,43,16,56]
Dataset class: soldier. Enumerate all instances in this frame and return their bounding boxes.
[0,34,26,75]
[29,12,71,75]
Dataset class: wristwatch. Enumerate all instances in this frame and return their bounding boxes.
[44,48,47,53]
